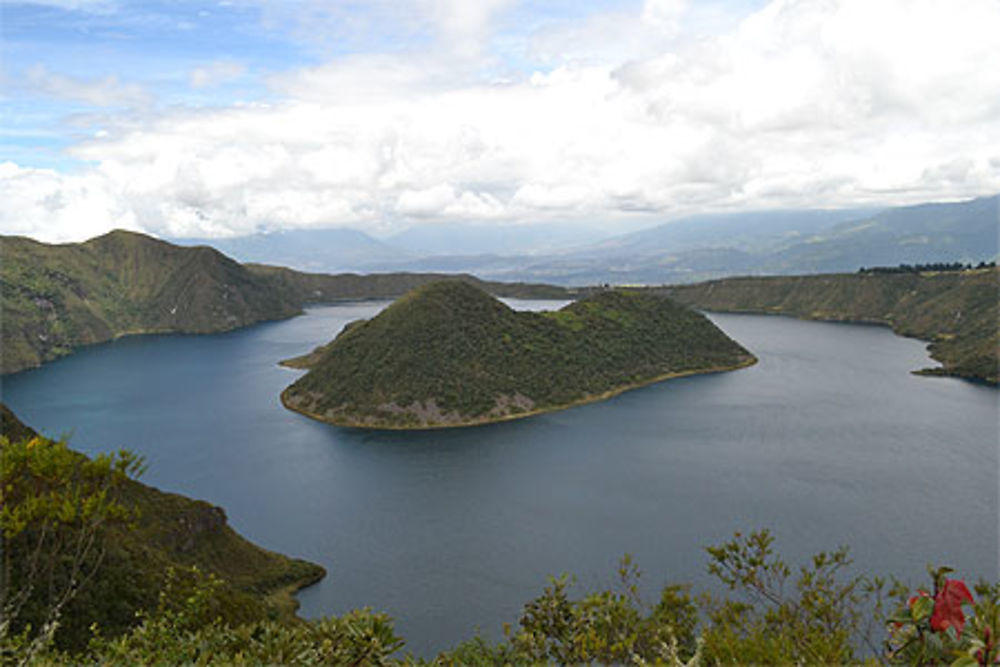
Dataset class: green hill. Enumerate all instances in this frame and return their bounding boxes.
[661,268,999,384]
[1,231,303,374]
[280,281,756,429]
[1,231,570,375]
[0,403,324,650]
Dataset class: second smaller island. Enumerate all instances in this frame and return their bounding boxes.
[280,281,756,429]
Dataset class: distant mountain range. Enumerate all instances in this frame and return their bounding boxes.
[173,227,410,273]
[176,195,999,285]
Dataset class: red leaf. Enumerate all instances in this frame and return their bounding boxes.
[930,578,974,636]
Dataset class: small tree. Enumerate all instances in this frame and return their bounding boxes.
[700,529,877,664]
[0,434,143,663]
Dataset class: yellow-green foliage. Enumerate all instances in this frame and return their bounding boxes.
[0,408,324,656]
[80,567,403,666]
[1,432,142,661]
[283,282,755,428]
[665,268,999,384]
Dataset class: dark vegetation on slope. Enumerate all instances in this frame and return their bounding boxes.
[245,262,570,303]
[1,230,571,375]
[0,404,324,652]
[661,268,999,384]
[1,231,302,374]
[281,281,755,429]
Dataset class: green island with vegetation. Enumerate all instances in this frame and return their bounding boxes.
[280,281,756,429]
[0,230,569,375]
[4,405,998,665]
[661,267,999,384]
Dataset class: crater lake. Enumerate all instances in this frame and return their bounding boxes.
[3,300,997,657]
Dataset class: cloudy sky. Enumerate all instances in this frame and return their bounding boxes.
[2,0,999,242]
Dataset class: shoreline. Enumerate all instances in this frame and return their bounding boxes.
[698,308,998,386]
[268,567,328,620]
[280,354,758,431]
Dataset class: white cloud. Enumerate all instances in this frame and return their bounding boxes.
[25,65,151,108]
[189,60,247,89]
[0,162,138,242]
[4,0,1000,242]
[397,184,458,217]
[640,0,689,34]
[431,0,516,58]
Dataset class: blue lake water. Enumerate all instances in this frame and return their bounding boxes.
[2,302,997,657]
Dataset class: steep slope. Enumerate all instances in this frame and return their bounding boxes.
[1,231,572,375]
[662,268,999,384]
[281,282,755,429]
[0,404,325,650]
[1,231,302,373]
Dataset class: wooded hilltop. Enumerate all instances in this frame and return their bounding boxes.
[281,281,756,429]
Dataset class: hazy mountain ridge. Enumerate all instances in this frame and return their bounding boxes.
[761,196,999,274]
[179,196,996,286]
[662,268,999,384]
[281,281,755,429]
[175,227,411,273]
[509,196,998,284]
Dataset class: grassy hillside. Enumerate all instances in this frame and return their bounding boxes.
[1,231,570,375]
[1,231,302,374]
[281,281,755,429]
[662,268,999,384]
[0,404,324,650]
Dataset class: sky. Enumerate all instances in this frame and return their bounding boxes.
[1,0,999,243]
